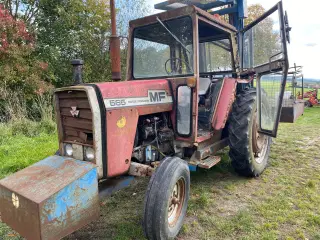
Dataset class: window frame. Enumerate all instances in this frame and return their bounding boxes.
[131,16,195,80]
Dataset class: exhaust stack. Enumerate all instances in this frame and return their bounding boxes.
[71,59,84,85]
[110,0,121,81]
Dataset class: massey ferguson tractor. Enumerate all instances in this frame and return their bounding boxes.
[0,0,292,239]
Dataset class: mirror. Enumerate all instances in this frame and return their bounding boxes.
[177,86,192,136]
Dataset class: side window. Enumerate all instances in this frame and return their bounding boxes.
[258,72,283,132]
[177,86,192,136]
[242,9,283,69]
[199,39,232,72]
[133,39,170,78]
[241,1,291,137]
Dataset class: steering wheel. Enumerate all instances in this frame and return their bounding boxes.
[165,58,192,76]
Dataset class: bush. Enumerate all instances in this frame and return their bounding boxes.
[10,118,56,137]
[39,119,56,134]
[0,123,12,144]
[11,119,41,137]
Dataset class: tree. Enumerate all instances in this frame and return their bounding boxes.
[0,0,40,30]
[0,0,150,86]
[245,4,265,26]
[35,0,150,86]
[34,0,112,86]
[0,4,50,120]
[243,4,281,68]
[0,4,49,99]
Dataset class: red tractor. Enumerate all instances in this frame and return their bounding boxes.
[0,1,292,239]
[297,89,319,107]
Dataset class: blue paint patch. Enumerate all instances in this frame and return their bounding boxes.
[42,168,98,225]
[189,165,197,172]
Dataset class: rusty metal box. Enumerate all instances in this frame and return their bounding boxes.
[0,156,100,240]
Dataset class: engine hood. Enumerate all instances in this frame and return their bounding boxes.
[95,79,173,113]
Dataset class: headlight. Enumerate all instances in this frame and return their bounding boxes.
[84,147,95,161]
[65,144,73,157]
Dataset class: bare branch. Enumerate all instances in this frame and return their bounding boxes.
[25,0,38,24]
[7,0,13,15]
[14,0,19,19]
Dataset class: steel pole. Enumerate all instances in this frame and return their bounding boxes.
[110,0,121,80]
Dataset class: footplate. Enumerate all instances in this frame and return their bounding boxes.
[198,156,221,169]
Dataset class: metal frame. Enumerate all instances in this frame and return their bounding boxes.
[131,15,195,80]
[240,1,289,137]
[155,0,247,31]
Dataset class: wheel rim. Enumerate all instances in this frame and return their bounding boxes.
[168,177,185,228]
[252,112,268,164]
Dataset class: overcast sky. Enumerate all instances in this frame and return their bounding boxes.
[147,0,319,79]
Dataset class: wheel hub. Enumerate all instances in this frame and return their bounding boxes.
[252,112,268,163]
[168,178,185,228]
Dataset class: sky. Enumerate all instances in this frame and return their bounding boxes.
[146,0,320,79]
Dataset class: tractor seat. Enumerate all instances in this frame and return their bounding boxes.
[198,79,224,130]
[199,77,211,95]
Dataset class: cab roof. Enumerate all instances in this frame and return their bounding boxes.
[129,5,237,32]
[154,0,233,11]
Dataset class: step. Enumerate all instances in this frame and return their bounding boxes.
[198,156,221,169]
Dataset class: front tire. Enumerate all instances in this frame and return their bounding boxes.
[143,157,190,240]
[228,88,272,177]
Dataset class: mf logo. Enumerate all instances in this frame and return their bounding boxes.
[149,91,166,102]
[70,106,80,118]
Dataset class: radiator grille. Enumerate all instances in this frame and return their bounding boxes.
[56,90,93,145]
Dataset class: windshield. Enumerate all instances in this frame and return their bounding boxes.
[199,39,233,72]
[133,16,193,79]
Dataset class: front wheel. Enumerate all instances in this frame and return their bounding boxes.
[143,157,190,240]
[228,88,272,177]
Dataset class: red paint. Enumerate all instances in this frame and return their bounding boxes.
[96,79,171,98]
[212,78,237,130]
[106,108,139,177]
[96,79,173,115]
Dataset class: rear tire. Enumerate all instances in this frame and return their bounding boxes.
[143,157,190,240]
[228,88,271,177]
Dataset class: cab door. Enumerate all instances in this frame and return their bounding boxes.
[240,1,291,137]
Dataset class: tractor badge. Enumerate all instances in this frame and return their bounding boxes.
[70,106,80,118]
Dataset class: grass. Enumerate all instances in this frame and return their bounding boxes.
[0,120,58,239]
[1,108,320,240]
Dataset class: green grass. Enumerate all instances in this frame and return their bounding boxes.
[0,121,58,240]
[1,108,320,240]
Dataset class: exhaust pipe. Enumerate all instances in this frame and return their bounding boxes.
[110,0,121,81]
[71,59,84,85]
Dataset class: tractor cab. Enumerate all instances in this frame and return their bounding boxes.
[127,1,291,141]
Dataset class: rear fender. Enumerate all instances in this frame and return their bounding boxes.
[106,108,139,177]
[212,78,237,130]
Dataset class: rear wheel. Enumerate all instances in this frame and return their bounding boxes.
[228,88,271,177]
[143,157,190,240]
